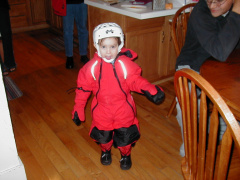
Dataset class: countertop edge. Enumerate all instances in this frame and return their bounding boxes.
[84,0,183,19]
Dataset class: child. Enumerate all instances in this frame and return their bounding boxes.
[72,23,165,170]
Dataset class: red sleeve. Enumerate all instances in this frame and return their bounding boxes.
[72,63,92,121]
[125,60,157,95]
[52,0,66,16]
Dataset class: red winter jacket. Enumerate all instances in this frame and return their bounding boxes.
[52,0,66,16]
[72,48,158,131]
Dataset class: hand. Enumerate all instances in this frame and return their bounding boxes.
[141,85,165,104]
[72,111,81,126]
[233,0,240,14]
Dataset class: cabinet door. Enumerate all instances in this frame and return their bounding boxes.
[9,0,29,28]
[125,28,162,82]
[158,16,176,78]
[9,0,26,4]
[29,0,46,24]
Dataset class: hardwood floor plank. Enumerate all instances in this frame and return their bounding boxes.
[161,167,184,180]
[56,131,109,179]
[137,136,182,175]
[17,126,64,179]
[22,106,88,178]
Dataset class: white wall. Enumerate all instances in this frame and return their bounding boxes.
[0,66,27,179]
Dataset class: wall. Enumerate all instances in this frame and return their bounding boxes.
[0,65,26,179]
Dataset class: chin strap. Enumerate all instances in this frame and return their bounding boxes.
[102,57,114,63]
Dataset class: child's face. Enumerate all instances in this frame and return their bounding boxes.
[98,37,119,61]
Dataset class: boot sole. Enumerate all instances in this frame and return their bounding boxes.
[101,160,112,165]
[120,164,132,170]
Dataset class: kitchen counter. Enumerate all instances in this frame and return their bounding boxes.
[85,0,189,19]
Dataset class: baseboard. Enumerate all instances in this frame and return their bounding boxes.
[0,157,27,180]
[12,24,50,34]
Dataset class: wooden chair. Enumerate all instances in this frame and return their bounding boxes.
[166,3,196,118]
[174,68,240,179]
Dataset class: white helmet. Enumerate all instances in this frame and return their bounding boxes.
[93,23,124,62]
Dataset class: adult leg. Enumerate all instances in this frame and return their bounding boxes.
[175,65,200,157]
[74,3,89,63]
[63,5,74,57]
[74,3,88,56]
[63,5,74,69]
[0,9,16,70]
[0,54,8,75]
[175,97,185,157]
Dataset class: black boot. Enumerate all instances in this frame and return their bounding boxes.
[120,154,132,170]
[81,55,89,64]
[66,56,74,69]
[101,150,112,165]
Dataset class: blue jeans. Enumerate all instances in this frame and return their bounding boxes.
[63,4,88,57]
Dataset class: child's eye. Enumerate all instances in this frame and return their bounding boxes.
[111,46,116,48]
[101,46,105,49]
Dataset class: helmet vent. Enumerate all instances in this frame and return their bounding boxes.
[106,29,114,34]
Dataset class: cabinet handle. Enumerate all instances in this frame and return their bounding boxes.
[162,31,165,43]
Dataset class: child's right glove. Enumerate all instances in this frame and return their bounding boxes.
[141,85,165,104]
[72,111,81,126]
[72,104,85,126]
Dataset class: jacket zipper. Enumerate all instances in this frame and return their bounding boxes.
[91,61,102,114]
[112,63,136,116]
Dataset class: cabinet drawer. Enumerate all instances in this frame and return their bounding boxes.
[10,16,28,28]
[124,16,165,32]
[9,0,26,5]
[9,4,27,17]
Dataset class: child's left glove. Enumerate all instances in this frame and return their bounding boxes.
[141,85,165,104]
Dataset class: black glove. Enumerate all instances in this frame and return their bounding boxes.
[141,85,165,104]
[72,111,81,126]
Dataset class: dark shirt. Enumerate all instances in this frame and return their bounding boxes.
[0,0,10,10]
[175,0,240,72]
[66,0,84,4]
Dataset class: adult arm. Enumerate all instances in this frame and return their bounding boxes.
[232,0,240,14]
[192,0,240,61]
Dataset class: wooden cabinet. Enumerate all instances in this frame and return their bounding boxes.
[158,15,177,78]
[45,0,63,32]
[29,0,47,24]
[9,0,29,29]
[9,0,48,33]
[88,6,177,82]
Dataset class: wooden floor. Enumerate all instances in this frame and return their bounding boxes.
[7,29,183,180]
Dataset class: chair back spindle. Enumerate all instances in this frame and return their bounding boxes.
[166,3,196,118]
[174,68,240,179]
